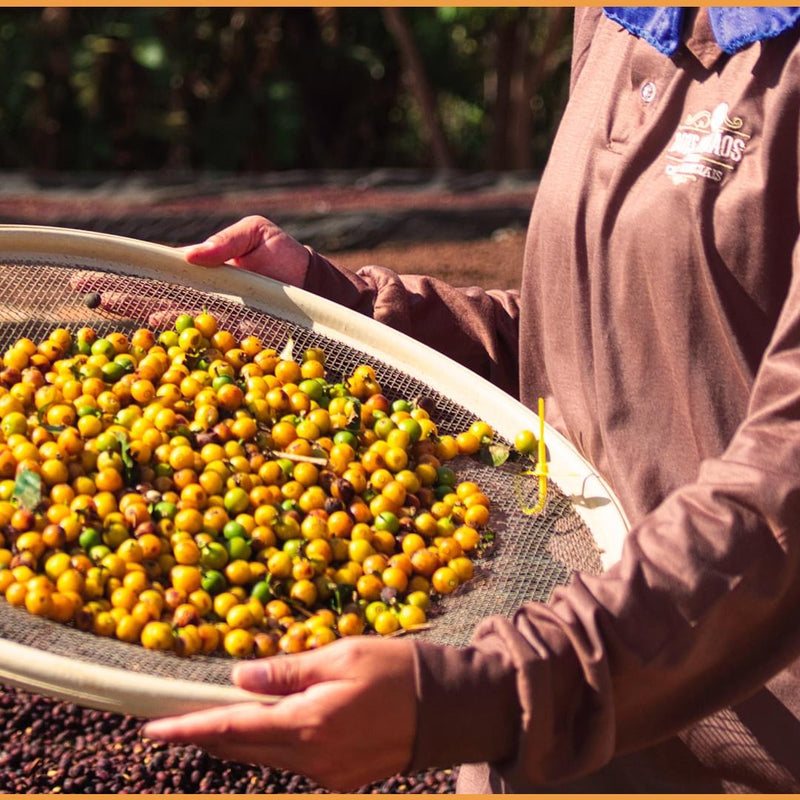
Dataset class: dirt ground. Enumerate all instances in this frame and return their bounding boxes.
[325,227,526,290]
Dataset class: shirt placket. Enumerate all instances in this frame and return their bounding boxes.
[606,43,674,153]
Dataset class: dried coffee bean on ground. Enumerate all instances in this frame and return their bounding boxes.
[0,684,457,794]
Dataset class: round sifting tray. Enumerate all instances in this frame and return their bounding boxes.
[0,225,629,718]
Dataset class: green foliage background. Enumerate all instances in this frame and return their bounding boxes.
[0,7,572,172]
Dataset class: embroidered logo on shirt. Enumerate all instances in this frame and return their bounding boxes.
[665,103,749,185]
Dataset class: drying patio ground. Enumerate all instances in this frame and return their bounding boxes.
[0,169,532,290]
[0,169,535,795]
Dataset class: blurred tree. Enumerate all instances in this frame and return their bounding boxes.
[0,7,572,173]
[382,8,454,170]
[428,7,572,170]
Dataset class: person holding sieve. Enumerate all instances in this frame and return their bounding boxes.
[143,8,800,793]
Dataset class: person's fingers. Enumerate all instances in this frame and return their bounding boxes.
[142,700,300,745]
[183,216,311,287]
[67,271,183,324]
[68,269,115,291]
[66,270,278,338]
[94,291,175,319]
[142,639,416,791]
[192,740,298,769]
[141,686,400,791]
[183,216,272,267]
[181,241,230,267]
[232,641,352,696]
[235,316,269,339]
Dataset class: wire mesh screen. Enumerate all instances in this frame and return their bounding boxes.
[0,255,604,687]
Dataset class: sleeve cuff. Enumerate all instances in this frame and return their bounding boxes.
[408,639,521,771]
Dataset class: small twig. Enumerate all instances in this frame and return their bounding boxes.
[386,623,432,637]
[270,451,329,466]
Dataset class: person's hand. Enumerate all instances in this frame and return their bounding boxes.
[182,215,311,288]
[67,215,310,329]
[141,636,418,792]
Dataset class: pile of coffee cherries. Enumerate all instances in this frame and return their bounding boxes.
[0,313,497,658]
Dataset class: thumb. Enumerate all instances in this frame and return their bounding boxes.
[180,238,235,267]
[232,643,346,696]
[182,216,272,266]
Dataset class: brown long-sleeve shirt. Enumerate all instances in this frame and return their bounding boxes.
[304,8,800,792]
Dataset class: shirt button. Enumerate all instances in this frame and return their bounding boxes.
[641,81,657,103]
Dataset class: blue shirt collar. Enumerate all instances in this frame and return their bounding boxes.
[603,7,800,56]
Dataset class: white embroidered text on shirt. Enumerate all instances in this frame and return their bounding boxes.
[664,102,749,185]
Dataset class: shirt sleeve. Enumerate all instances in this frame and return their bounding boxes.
[406,238,800,784]
[302,250,522,399]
